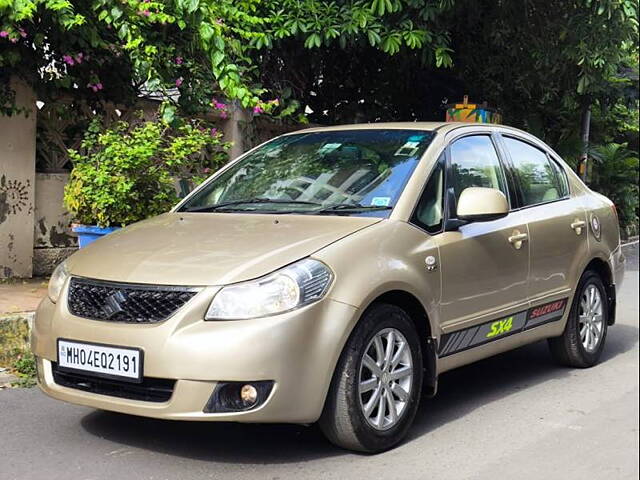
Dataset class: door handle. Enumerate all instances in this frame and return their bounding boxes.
[571,220,586,235]
[508,231,528,249]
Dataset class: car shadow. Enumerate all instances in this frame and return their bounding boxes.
[81,323,638,463]
[409,322,638,441]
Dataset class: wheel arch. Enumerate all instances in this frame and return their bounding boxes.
[582,256,616,325]
[364,290,438,395]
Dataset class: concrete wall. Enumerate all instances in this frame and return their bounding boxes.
[32,173,77,276]
[34,173,75,248]
[0,80,37,279]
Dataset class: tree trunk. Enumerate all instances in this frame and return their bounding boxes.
[579,100,591,183]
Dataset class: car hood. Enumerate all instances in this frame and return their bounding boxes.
[66,213,381,286]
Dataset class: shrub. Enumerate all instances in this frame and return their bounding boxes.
[64,114,229,227]
[13,350,36,387]
[590,143,639,234]
[0,316,35,388]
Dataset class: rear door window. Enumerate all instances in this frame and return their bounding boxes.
[503,137,567,206]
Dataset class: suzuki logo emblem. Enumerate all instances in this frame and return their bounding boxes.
[103,291,126,318]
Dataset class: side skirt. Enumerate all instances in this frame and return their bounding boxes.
[438,298,569,358]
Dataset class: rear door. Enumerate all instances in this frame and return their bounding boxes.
[435,133,530,349]
[499,134,588,311]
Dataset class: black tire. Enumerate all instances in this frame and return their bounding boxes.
[548,270,609,368]
[319,303,423,453]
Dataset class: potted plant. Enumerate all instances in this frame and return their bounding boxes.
[64,112,229,247]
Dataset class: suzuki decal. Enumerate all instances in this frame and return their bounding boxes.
[438,298,568,358]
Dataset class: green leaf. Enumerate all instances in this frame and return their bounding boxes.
[211,50,224,67]
[304,33,321,48]
[367,29,381,46]
[199,23,214,42]
[186,0,199,14]
[110,6,122,21]
[214,35,225,51]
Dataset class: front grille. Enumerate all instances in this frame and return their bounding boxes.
[52,363,175,403]
[67,277,199,323]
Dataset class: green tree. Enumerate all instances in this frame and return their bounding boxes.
[1,0,455,116]
[247,0,638,158]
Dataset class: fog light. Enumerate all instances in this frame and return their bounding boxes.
[203,380,274,413]
[240,384,258,405]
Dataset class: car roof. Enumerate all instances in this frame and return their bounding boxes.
[287,121,532,137]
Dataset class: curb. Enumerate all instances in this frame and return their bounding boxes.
[0,313,33,387]
[0,370,19,388]
[0,312,34,330]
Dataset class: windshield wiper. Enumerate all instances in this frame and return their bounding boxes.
[184,198,322,213]
[313,203,393,214]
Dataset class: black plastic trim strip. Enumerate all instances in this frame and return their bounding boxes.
[438,297,569,358]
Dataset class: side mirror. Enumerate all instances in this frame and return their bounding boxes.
[456,187,509,222]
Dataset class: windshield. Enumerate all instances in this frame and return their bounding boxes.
[179,129,435,216]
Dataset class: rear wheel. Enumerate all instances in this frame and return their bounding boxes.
[319,303,423,453]
[548,270,608,368]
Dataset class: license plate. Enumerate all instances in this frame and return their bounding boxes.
[57,339,143,383]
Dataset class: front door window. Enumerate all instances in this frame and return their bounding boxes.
[449,135,509,208]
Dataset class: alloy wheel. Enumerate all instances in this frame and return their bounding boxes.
[579,284,604,353]
[358,328,413,431]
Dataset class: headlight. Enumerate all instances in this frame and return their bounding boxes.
[48,260,70,303]
[205,258,333,320]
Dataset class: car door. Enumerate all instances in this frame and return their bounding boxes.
[499,134,589,306]
[435,133,530,349]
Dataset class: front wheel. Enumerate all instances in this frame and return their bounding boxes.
[319,303,423,453]
[548,270,609,368]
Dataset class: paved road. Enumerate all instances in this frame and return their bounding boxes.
[1,243,638,480]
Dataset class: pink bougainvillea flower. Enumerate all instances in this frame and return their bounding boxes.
[75,52,83,63]
[219,111,228,119]
[203,168,211,174]
[175,56,183,65]
[96,83,103,90]
[62,55,75,65]
[91,85,98,92]
[253,106,264,114]
[18,28,27,38]
[175,77,183,87]
[0,31,8,38]
[210,128,218,136]
[138,9,151,17]
[10,37,17,43]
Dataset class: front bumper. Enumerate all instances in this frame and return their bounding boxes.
[31,287,358,423]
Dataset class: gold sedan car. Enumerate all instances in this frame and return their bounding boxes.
[32,122,624,452]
